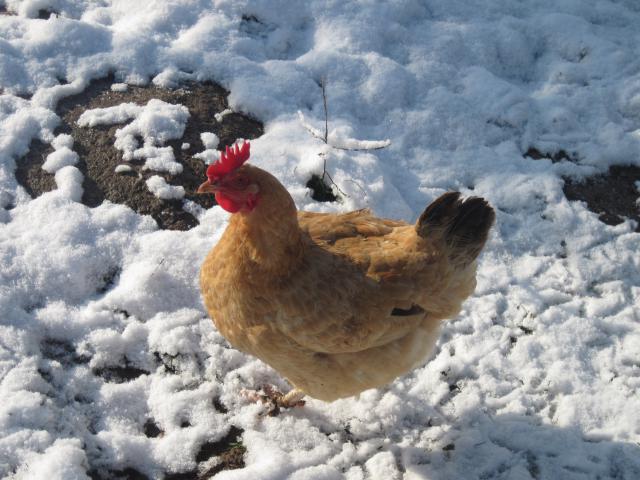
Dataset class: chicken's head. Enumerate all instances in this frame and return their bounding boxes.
[197,141,260,213]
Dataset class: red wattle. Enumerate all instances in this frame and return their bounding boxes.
[215,192,242,213]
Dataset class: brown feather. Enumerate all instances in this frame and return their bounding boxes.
[200,164,494,401]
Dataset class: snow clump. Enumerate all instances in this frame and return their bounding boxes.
[146,175,185,200]
[77,99,189,174]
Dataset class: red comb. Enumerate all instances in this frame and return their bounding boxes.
[206,141,250,181]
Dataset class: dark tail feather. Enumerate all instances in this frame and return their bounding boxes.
[416,192,495,264]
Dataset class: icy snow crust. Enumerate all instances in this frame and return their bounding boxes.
[1,1,640,479]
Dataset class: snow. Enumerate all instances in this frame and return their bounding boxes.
[194,132,221,165]
[135,145,183,175]
[200,131,219,150]
[77,100,189,168]
[54,165,83,201]
[298,111,391,151]
[111,83,128,92]
[146,175,185,200]
[1,1,640,479]
[114,164,133,174]
[51,133,73,150]
[76,103,142,128]
[215,108,233,122]
[13,438,90,480]
[42,146,79,173]
[194,147,222,167]
[78,99,187,187]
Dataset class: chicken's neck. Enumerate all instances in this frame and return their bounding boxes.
[226,183,304,277]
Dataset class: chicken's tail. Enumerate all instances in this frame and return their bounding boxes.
[416,192,495,265]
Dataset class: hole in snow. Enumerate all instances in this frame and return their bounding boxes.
[143,419,163,438]
[93,361,150,383]
[88,467,149,480]
[153,351,180,374]
[306,174,338,202]
[195,426,245,473]
[240,14,272,39]
[524,147,577,163]
[37,9,58,19]
[96,266,121,294]
[41,338,89,366]
[212,397,228,413]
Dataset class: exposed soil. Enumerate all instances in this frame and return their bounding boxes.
[15,76,263,230]
[563,165,640,231]
[0,5,53,18]
[92,363,150,383]
[524,147,576,164]
[37,9,56,19]
[89,467,150,480]
[143,419,163,438]
[525,148,640,231]
[306,173,338,202]
[40,338,89,365]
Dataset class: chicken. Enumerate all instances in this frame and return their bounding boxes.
[197,142,494,406]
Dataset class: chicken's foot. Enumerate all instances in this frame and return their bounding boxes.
[241,385,305,416]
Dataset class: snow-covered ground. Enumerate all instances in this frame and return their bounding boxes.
[1,0,640,478]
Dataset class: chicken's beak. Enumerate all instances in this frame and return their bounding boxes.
[197,180,218,194]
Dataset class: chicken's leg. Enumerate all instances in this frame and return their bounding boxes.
[241,385,306,416]
[273,386,306,407]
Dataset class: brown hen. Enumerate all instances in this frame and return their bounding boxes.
[198,143,494,404]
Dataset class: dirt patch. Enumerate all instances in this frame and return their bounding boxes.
[524,147,576,163]
[37,9,56,19]
[15,76,263,230]
[93,358,150,383]
[143,419,162,439]
[306,173,338,202]
[563,165,640,231]
[0,6,54,17]
[89,467,149,480]
[40,338,89,366]
[525,148,639,231]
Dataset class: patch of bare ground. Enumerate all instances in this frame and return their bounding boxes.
[525,148,640,231]
[306,173,338,202]
[15,76,263,230]
[563,165,640,231]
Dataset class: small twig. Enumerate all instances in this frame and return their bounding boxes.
[317,152,347,198]
[321,154,327,180]
[346,178,368,202]
[297,111,390,151]
[149,257,165,278]
[298,78,391,201]
[321,77,328,144]
[330,143,390,152]
[323,169,348,198]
